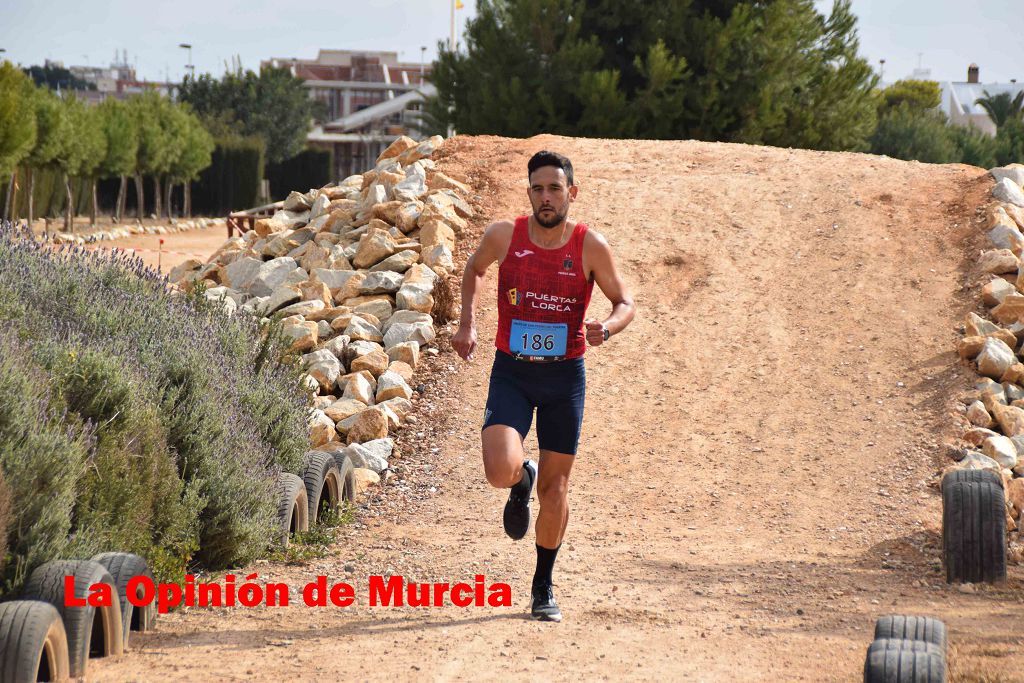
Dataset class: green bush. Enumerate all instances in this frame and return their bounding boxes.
[0,335,90,593]
[0,221,311,592]
[870,104,958,163]
[996,119,1024,166]
[39,345,203,584]
[949,124,999,168]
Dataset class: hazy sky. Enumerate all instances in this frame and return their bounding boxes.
[1,1,1020,85]
[812,0,1023,84]
[0,0,481,82]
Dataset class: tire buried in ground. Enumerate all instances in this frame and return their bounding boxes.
[21,559,124,678]
[0,600,71,683]
[863,641,945,682]
[91,551,158,645]
[942,468,1003,489]
[334,453,356,505]
[302,451,342,525]
[276,472,309,547]
[942,477,1007,584]
[873,615,948,650]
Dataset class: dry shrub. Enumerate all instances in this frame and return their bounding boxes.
[432,274,457,324]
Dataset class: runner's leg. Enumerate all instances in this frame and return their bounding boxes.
[529,358,583,620]
[482,425,527,488]
[535,450,574,548]
[481,353,538,540]
[529,450,573,621]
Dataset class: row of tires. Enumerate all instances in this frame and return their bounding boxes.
[861,467,1010,681]
[276,450,357,544]
[942,468,1006,584]
[0,552,156,682]
[0,450,358,682]
[864,615,948,682]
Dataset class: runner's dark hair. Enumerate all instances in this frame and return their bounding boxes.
[528,151,574,187]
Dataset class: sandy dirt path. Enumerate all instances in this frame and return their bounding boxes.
[80,224,231,275]
[92,136,1024,682]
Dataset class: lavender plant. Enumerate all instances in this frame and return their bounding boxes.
[0,333,91,593]
[0,221,311,587]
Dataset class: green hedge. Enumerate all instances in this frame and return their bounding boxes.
[1,138,269,221]
[0,168,154,220]
[0,167,88,219]
[266,147,333,201]
[191,137,265,215]
[0,222,312,593]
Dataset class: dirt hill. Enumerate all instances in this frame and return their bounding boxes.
[92,135,1023,682]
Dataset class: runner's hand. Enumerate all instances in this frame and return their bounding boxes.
[452,324,477,360]
[585,319,607,347]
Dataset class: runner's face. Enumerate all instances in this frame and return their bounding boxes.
[528,166,577,228]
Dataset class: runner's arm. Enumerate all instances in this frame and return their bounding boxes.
[453,222,512,360]
[585,234,635,346]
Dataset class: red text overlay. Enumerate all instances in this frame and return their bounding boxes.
[64,574,512,613]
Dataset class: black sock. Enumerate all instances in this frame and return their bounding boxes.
[532,543,560,589]
[510,461,532,494]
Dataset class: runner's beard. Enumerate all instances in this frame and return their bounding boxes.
[533,203,569,228]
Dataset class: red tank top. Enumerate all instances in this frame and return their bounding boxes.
[496,216,595,360]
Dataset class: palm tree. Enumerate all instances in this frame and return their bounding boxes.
[975,90,1024,129]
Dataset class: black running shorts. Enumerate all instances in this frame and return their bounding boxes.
[482,349,586,455]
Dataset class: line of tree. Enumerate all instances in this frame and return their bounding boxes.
[428,0,879,151]
[178,65,322,165]
[427,0,1022,167]
[0,62,214,232]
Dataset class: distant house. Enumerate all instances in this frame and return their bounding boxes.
[31,55,176,104]
[263,50,436,179]
[939,64,1024,137]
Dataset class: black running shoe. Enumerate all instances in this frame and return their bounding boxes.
[530,583,562,622]
[502,459,536,540]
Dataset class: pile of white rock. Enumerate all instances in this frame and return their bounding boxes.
[953,163,1024,555]
[49,217,226,245]
[168,135,472,493]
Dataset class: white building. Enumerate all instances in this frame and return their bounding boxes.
[939,64,1024,137]
[264,50,436,179]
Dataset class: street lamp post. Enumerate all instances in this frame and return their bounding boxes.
[179,43,194,80]
[450,0,456,52]
[420,46,426,85]
[879,58,886,83]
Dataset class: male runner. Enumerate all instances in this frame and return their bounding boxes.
[452,151,635,621]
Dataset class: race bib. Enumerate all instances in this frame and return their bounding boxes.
[509,319,568,356]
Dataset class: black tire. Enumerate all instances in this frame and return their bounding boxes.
[333,453,356,504]
[21,559,124,678]
[302,451,342,525]
[942,468,1002,490]
[867,638,943,655]
[942,479,1007,583]
[864,644,945,682]
[91,552,157,644]
[0,600,71,683]
[874,616,948,651]
[276,472,309,547]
